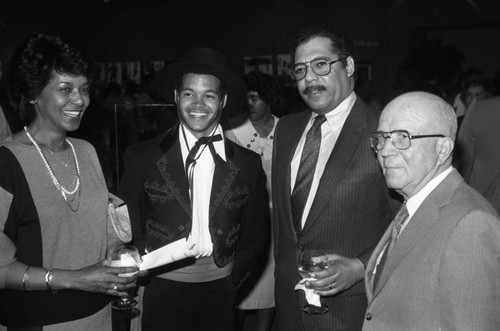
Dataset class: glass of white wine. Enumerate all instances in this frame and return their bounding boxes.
[297,249,330,315]
[107,244,141,310]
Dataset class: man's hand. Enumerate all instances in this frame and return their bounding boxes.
[304,255,365,296]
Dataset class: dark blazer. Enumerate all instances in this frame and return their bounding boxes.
[119,124,270,291]
[364,169,500,330]
[272,97,400,331]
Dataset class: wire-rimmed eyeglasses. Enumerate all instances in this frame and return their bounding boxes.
[369,130,445,152]
[289,57,345,81]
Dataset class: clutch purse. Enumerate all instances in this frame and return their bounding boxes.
[107,193,132,243]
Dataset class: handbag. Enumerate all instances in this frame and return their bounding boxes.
[107,193,132,244]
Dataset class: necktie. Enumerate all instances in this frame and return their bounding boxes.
[373,204,409,290]
[291,114,326,233]
[185,134,222,192]
[185,134,223,175]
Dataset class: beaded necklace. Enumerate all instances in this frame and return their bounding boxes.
[24,126,81,211]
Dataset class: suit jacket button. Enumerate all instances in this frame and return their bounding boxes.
[178,225,184,231]
[365,312,372,320]
[217,229,223,235]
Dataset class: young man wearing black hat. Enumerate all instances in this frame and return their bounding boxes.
[119,48,271,331]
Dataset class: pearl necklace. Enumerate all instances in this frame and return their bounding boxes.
[24,126,81,199]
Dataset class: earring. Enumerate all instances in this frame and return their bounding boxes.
[29,100,36,104]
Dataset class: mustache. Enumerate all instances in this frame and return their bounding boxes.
[302,85,327,95]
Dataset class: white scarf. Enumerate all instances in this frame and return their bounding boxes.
[181,125,225,258]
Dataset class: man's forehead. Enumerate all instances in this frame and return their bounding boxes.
[381,104,435,131]
[182,72,220,82]
[179,73,221,89]
[295,37,335,61]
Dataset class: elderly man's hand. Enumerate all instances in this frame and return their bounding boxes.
[304,255,365,296]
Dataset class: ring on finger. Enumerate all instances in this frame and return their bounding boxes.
[113,283,118,291]
[328,284,333,290]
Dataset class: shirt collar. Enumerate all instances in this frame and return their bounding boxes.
[310,91,357,127]
[179,123,226,162]
[406,166,454,217]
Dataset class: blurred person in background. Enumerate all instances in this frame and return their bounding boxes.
[225,70,282,331]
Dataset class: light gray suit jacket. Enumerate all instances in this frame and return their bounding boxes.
[363,169,500,331]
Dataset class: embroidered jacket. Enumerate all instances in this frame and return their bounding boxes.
[119,124,270,289]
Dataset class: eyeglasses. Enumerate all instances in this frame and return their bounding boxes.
[289,57,345,81]
[369,130,445,152]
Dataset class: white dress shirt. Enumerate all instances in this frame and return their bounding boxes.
[291,91,357,228]
[179,124,226,257]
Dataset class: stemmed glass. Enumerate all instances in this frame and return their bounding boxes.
[107,244,141,310]
[297,249,330,315]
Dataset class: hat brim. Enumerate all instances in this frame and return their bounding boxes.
[154,61,247,113]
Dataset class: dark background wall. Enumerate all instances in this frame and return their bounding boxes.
[1,0,499,193]
[1,0,500,106]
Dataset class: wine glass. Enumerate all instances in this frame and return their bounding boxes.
[297,249,330,315]
[107,244,141,310]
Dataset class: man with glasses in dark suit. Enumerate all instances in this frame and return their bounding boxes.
[272,24,400,331]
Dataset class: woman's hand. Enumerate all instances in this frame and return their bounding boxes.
[67,261,140,297]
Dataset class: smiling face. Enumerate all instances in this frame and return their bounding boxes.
[33,72,90,134]
[174,73,227,139]
[294,36,355,115]
[376,92,456,200]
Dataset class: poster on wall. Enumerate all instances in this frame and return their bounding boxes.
[243,55,273,75]
[107,62,123,85]
[126,61,141,83]
[150,61,166,72]
[276,53,292,77]
[140,61,166,77]
[96,63,106,82]
[100,60,167,87]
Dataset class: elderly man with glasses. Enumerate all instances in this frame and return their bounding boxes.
[271,24,400,331]
[363,91,500,331]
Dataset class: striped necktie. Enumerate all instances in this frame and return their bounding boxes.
[373,204,409,290]
[291,114,326,233]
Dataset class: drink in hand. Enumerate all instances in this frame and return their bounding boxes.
[107,244,141,310]
[298,249,329,279]
[297,249,330,315]
[298,255,329,279]
[110,251,140,277]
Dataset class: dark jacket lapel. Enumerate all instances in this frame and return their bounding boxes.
[157,124,192,217]
[209,139,238,220]
[275,111,311,239]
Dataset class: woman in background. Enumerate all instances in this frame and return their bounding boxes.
[225,70,282,331]
[0,31,139,330]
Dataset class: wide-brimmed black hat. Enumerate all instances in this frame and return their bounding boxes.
[154,47,247,112]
